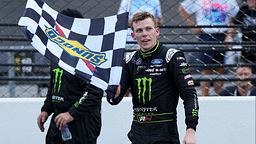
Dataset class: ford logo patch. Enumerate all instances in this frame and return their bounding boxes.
[151,59,163,64]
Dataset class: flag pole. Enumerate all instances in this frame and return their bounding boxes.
[127,0,131,12]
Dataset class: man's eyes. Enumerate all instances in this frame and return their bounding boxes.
[136,29,142,32]
[136,27,152,32]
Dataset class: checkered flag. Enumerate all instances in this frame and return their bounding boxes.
[18,0,128,91]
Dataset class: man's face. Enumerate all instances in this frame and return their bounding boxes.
[131,18,159,52]
[236,67,253,87]
[247,0,256,10]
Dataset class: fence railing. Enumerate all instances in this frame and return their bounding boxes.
[0,0,255,97]
[1,25,256,97]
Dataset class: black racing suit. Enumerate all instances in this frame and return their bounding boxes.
[108,41,199,144]
[41,62,103,144]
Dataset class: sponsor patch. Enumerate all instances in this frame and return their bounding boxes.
[139,116,152,122]
[132,58,142,65]
[155,68,167,72]
[137,65,146,70]
[192,109,198,117]
[165,48,179,63]
[150,73,162,75]
[177,57,185,60]
[182,68,189,73]
[145,68,155,72]
[184,74,192,79]
[179,62,188,67]
[134,107,158,112]
[145,68,166,73]
[150,64,162,68]
[187,80,194,85]
[151,59,163,64]
[52,95,64,102]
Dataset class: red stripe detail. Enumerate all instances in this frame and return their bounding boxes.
[55,23,65,37]
[84,60,97,72]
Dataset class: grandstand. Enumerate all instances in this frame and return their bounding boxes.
[0,1,255,144]
[0,0,255,97]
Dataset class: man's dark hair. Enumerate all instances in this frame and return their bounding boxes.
[60,8,84,18]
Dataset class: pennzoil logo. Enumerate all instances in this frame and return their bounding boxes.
[45,23,107,73]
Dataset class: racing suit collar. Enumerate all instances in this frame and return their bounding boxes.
[140,40,159,59]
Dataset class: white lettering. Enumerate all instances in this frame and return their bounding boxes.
[133,107,158,112]
[145,68,155,72]
[52,95,64,101]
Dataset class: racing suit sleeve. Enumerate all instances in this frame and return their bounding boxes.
[107,58,132,105]
[169,52,199,131]
[68,80,103,119]
[41,63,55,115]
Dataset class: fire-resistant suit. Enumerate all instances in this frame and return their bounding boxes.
[108,41,199,144]
[41,62,103,144]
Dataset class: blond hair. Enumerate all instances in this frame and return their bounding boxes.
[130,11,157,31]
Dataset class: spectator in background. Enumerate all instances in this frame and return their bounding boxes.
[118,0,163,48]
[37,9,104,144]
[224,0,256,76]
[218,65,255,96]
[178,0,239,96]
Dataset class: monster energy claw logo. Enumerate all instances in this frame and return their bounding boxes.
[192,109,198,117]
[136,77,152,105]
[52,68,63,93]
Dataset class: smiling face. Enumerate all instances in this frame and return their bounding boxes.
[131,18,160,52]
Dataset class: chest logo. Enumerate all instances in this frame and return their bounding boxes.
[151,59,163,64]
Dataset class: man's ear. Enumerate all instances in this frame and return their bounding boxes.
[131,32,136,40]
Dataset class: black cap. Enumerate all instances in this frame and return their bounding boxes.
[60,8,84,18]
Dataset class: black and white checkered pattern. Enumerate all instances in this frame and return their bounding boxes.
[18,0,128,91]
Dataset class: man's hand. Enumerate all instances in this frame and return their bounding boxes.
[224,35,232,49]
[55,112,74,130]
[183,128,197,144]
[192,28,202,34]
[106,84,120,104]
[37,111,49,132]
[115,84,121,99]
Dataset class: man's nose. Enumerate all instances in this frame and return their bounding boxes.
[141,30,147,36]
[240,74,246,79]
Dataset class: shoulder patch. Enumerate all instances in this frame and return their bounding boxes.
[165,48,179,63]
[125,51,137,64]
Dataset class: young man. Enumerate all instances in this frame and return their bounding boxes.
[37,9,103,144]
[107,12,199,144]
[218,66,256,96]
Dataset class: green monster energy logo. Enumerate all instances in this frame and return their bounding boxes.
[192,109,198,116]
[135,77,152,105]
[74,94,88,108]
[52,68,63,93]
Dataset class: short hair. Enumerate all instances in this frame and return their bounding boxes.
[236,65,253,75]
[237,63,253,72]
[60,8,84,18]
[130,11,157,31]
